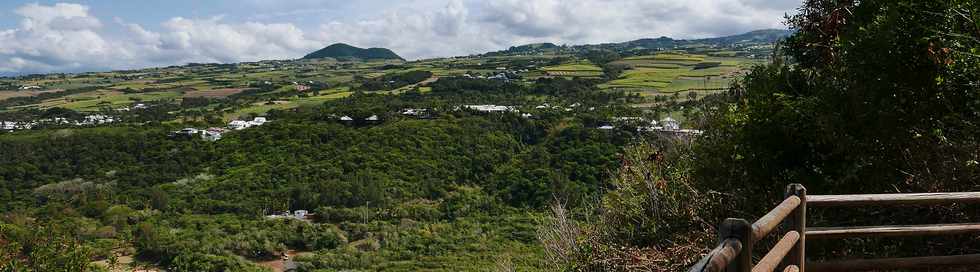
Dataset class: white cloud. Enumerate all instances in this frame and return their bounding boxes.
[145,17,320,63]
[313,0,796,60]
[0,3,112,73]
[0,3,323,74]
[0,1,798,74]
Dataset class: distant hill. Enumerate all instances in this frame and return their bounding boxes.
[485,43,560,56]
[506,43,559,52]
[609,29,793,50]
[489,29,794,56]
[693,29,795,45]
[303,43,404,60]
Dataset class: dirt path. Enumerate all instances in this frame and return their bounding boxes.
[255,250,313,272]
[91,254,162,272]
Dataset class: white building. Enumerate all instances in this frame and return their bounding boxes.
[598,125,615,130]
[228,120,251,130]
[340,116,354,122]
[463,105,516,113]
[294,210,309,220]
[365,115,380,121]
[84,114,115,125]
[1,121,16,130]
[202,128,226,141]
[249,117,268,127]
[177,128,199,136]
[660,117,681,131]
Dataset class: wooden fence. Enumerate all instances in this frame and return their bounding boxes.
[688,184,980,272]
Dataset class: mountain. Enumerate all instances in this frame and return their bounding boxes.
[491,29,794,55]
[693,29,795,45]
[614,29,793,50]
[505,43,559,53]
[303,43,404,60]
[484,43,560,56]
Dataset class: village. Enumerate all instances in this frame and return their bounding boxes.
[171,116,269,141]
[3,100,701,137]
[0,114,117,131]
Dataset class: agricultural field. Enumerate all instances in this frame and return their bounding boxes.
[541,62,604,77]
[0,89,65,100]
[224,88,353,120]
[32,90,182,111]
[1,40,770,118]
[182,88,251,98]
[600,52,762,95]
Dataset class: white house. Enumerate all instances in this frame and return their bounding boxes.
[294,210,309,220]
[402,109,420,116]
[660,117,681,130]
[249,117,268,127]
[1,121,16,130]
[202,128,226,141]
[84,114,115,125]
[365,115,380,121]
[340,116,354,122]
[463,105,515,113]
[174,128,199,138]
[228,120,251,130]
[598,125,615,130]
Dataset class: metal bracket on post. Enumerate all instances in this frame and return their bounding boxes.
[720,218,753,272]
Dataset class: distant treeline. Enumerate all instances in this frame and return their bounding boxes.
[357,70,433,92]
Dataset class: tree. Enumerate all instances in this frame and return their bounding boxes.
[149,187,169,211]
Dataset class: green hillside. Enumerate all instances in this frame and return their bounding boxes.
[303,43,404,61]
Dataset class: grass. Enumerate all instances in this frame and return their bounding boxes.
[542,62,604,77]
[542,63,602,72]
[0,89,65,100]
[223,90,353,120]
[661,78,731,93]
[599,67,687,89]
[30,90,182,111]
[600,53,758,95]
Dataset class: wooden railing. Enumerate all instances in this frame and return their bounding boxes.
[688,184,980,272]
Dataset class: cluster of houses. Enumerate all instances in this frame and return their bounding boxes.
[228,117,268,130]
[1,114,118,132]
[170,117,269,141]
[463,105,517,113]
[535,103,594,112]
[292,81,316,92]
[332,115,381,122]
[461,69,524,81]
[266,210,311,221]
[117,103,149,111]
[173,127,228,141]
[18,85,42,90]
[598,116,703,135]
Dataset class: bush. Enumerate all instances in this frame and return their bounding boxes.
[169,253,267,272]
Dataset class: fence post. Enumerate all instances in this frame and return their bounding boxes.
[720,218,753,272]
[782,184,807,271]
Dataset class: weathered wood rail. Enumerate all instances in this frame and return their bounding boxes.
[688,184,980,272]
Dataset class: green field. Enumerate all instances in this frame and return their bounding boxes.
[15,90,182,111]
[542,62,604,77]
[224,88,353,120]
[600,53,759,95]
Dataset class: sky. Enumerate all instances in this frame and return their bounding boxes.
[0,0,801,75]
